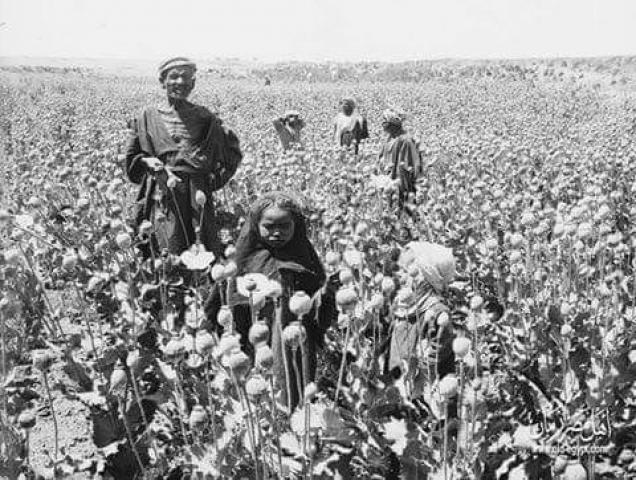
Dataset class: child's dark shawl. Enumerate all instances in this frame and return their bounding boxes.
[204,192,332,345]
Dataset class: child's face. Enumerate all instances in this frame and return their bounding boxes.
[258,207,295,248]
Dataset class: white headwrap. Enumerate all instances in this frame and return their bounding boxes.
[398,241,456,293]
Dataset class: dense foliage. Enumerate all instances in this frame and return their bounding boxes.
[0,61,635,479]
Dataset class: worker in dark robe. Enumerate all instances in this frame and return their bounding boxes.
[379,108,422,214]
[333,97,368,154]
[272,110,305,150]
[124,57,242,258]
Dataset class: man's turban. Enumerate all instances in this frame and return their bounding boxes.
[382,108,407,127]
[158,57,197,80]
[341,97,356,107]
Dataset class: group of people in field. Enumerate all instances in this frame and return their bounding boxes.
[124,57,454,409]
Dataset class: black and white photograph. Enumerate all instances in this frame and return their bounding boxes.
[0,1,635,479]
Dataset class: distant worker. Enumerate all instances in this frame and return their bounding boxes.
[272,110,305,150]
[333,97,368,154]
[264,75,271,86]
[379,108,422,214]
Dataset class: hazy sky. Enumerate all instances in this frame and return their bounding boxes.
[0,0,635,62]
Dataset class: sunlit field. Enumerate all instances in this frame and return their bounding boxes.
[1,58,635,479]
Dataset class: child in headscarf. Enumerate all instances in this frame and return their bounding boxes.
[388,241,457,393]
[204,192,337,408]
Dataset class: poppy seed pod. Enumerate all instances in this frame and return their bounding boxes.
[217,333,241,356]
[289,291,312,318]
[343,249,363,268]
[339,268,354,285]
[245,375,268,397]
[617,449,635,464]
[452,337,471,358]
[469,295,484,310]
[462,352,476,369]
[139,220,153,235]
[304,382,318,401]
[325,251,340,266]
[115,232,132,249]
[560,324,573,336]
[126,349,140,370]
[283,322,305,349]
[164,338,185,361]
[189,404,207,428]
[560,302,572,317]
[62,252,78,271]
[227,350,251,379]
[439,374,458,398]
[210,264,226,282]
[336,286,358,311]
[196,331,216,354]
[217,306,234,331]
[195,190,207,207]
[255,345,274,370]
[167,175,178,189]
[509,250,523,263]
[509,233,524,248]
[249,321,270,346]
[437,312,451,328]
[355,222,369,236]
[381,276,395,295]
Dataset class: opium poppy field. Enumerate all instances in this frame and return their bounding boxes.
[0,59,635,479]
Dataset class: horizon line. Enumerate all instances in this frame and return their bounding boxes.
[1,53,635,65]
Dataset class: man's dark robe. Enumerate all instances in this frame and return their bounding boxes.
[379,132,422,211]
[125,104,242,256]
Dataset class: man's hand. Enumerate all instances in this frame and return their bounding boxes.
[142,157,164,171]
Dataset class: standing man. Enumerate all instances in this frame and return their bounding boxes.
[272,110,305,150]
[379,108,422,215]
[333,98,368,154]
[125,57,242,258]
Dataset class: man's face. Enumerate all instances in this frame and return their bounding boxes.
[162,67,195,100]
[341,102,354,115]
